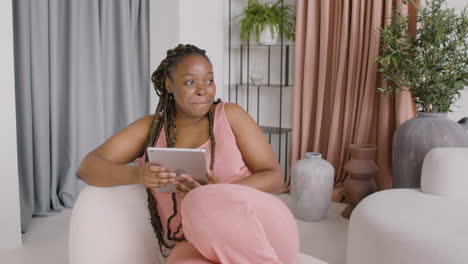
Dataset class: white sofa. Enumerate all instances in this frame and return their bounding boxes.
[69,183,327,264]
[346,148,468,264]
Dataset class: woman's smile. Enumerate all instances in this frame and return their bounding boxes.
[191,99,211,105]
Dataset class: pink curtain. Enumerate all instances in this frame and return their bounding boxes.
[289,0,418,201]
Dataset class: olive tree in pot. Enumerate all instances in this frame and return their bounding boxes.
[376,0,468,188]
[236,0,295,45]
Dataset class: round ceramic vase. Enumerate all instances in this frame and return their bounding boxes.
[291,152,334,222]
[393,112,468,188]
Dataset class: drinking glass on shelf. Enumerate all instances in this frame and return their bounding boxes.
[249,63,264,86]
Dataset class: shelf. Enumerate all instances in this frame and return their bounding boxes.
[228,1,293,178]
[231,44,295,47]
[231,83,294,88]
[260,126,292,134]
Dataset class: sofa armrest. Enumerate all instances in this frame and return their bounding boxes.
[421,147,468,199]
[69,185,326,264]
[69,184,166,264]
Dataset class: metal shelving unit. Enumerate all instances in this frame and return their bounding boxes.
[228,0,294,181]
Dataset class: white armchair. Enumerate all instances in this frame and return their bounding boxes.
[69,184,327,264]
[346,148,468,264]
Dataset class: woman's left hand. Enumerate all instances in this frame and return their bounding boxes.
[175,170,219,198]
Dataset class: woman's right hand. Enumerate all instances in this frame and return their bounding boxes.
[138,163,176,189]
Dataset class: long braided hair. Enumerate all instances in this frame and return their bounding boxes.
[146,44,220,257]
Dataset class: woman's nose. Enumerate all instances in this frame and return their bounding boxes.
[196,82,208,95]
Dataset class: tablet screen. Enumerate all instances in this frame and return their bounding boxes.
[147,147,208,192]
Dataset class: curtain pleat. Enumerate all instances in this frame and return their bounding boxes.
[290,0,417,201]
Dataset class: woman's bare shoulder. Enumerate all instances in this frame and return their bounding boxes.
[91,114,155,163]
[223,102,259,136]
[111,114,155,138]
[224,102,249,123]
[131,114,155,131]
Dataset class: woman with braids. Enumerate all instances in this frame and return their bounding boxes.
[78,44,299,263]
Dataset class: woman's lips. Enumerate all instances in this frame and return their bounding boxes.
[191,101,210,105]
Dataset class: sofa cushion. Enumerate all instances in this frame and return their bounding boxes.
[421,147,468,198]
[347,189,468,264]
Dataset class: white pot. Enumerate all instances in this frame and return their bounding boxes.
[258,25,279,45]
[291,152,334,222]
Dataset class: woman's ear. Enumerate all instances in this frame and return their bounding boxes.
[165,78,173,94]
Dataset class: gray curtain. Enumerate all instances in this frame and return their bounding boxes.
[13,0,149,231]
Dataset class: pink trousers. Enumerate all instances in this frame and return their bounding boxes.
[165,184,299,264]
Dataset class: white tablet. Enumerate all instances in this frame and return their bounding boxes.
[146,147,208,192]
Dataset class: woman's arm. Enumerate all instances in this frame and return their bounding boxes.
[77,115,153,187]
[225,103,284,194]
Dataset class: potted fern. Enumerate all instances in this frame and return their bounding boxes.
[376,0,468,188]
[236,0,295,45]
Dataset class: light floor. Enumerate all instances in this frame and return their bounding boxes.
[0,210,72,264]
[280,195,348,264]
[0,195,348,264]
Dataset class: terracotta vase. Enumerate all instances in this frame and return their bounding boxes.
[341,144,378,219]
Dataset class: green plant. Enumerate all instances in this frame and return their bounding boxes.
[376,0,468,113]
[235,0,295,43]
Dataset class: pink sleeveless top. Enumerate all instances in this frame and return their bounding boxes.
[141,102,252,239]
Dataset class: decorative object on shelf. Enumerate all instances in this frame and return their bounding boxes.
[259,25,279,45]
[235,0,295,45]
[249,63,264,85]
[341,144,378,219]
[258,25,279,45]
[375,0,468,188]
[290,152,334,222]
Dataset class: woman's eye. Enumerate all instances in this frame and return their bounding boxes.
[206,79,214,84]
[184,80,194,85]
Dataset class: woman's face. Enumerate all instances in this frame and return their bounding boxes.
[166,55,216,119]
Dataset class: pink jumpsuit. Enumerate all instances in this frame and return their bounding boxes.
[148,102,299,264]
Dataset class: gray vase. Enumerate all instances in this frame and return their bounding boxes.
[393,112,468,188]
[291,152,334,222]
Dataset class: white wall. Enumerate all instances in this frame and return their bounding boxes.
[444,0,468,122]
[179,0,225,101]
[149,0,179,113]
[450,87,468,122]
[149,0,225,112]
[0,0,22,251]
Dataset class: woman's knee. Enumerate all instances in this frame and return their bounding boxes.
[185,182,257,201]
[181,184,224,220]
[180,184,251,237]
[181,183,281,217]
[183,184,220,204]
